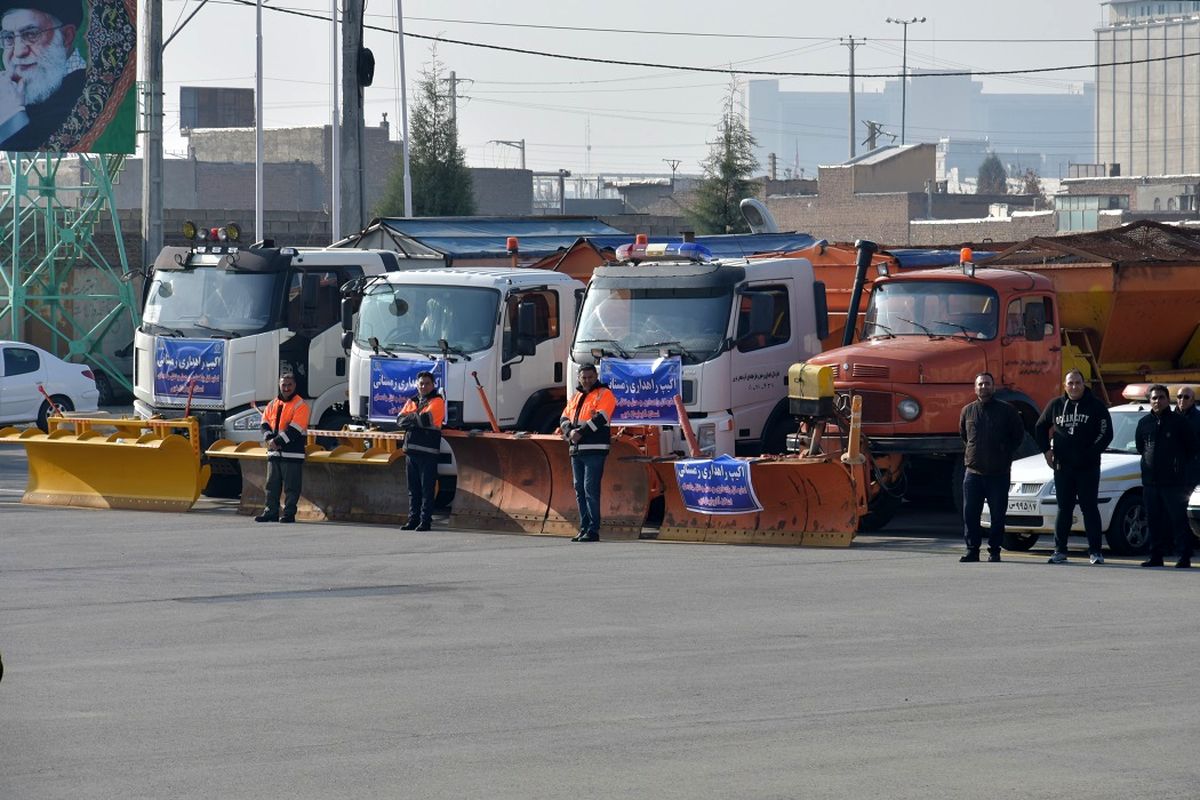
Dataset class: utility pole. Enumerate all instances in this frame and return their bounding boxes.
[663,158,681,190]
[768,153,777,180]
[341,0,366,230]
[255,0,264,240]
[395,0,412,216]
[839,36,865,160]
[442,71,469,125]
[861,120,895,152]
[330,0,340,239]
[886,16,927,145]
[140,0,162,267]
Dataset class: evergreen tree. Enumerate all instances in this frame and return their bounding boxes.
[1020,167,1048,205]
[690,80,759,234]
[976,153,1008,195]
[377,48,475,217]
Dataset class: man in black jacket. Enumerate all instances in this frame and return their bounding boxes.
[1136,384,1198,568]
[1035,370,1113,564]
[959,372,1026,562]
[1175,385,1200,489]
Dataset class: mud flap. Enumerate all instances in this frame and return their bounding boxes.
[2,422,210,512]
[442,430,551,533]
[649,457,861,547]
[531,435,651,539]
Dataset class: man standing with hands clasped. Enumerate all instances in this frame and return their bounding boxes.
[256,373,310,524]
[958,372,1026,562]
[397,371,445,532]
[1136,384,1198,568]
[1035,369,1113,564]
[560,364,617,543]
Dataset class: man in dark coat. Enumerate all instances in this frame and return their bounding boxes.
[0,0,86,150]
[1137,384,1198,568]
[958,372,1026,562]
[1035,369,1113,564]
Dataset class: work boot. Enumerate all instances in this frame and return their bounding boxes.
[255,512,278,523]
[987,551,1002,563]
[1141,557,1165,568]
[278,516,295,524]
[400,519,419,531]
[959,550,980,563]
[575,532,599,543]
[1175,558,1192,569]
[571,531,587,542]
[415,520,432,532]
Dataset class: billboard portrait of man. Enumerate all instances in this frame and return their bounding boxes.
[0,0,136,154]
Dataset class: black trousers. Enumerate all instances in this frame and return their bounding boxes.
[406,452,438,524]
[264,458,302,518]
[962,471,1008,553]
[1053,466,1103,554]
[1143,484,1192,560]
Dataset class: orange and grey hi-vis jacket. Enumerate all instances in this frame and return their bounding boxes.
[560,382,617,455]
[261,393,310,459]
[398,390,445,456]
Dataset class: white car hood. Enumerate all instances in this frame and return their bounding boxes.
[1008,451,1141,486]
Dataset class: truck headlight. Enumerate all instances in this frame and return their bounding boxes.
[697,422,717,456]
[897,398,921,421]
[233,412,263,430]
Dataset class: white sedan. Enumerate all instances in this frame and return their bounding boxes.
[983,402,1150,555]
[0,340,100,429]
[1189,485,1200,539]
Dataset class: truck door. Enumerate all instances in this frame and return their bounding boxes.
[730,282,792,443]
[999,294,1057,411]
[496,289,563,428]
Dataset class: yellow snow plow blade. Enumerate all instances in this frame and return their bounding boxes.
[207,430,413,522]
[0,417,210,512]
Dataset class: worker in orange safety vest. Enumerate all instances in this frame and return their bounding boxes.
[256,372,310,523]
[559,363,617,542]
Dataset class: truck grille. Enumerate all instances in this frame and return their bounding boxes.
[837,391,892,423]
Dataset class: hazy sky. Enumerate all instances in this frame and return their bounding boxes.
[159,0,1106,175]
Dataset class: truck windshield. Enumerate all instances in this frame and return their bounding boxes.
[357,283,500,353]
[574,285,732,363]
[142,268,279,336]
[863,281,999,340]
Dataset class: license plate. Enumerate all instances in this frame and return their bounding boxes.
[1007,499,1039,514]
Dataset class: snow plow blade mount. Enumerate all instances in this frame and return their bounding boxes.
[650,456,864,547]
[0,417,210,512]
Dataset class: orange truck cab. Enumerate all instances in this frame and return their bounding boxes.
[805,262,1059,511]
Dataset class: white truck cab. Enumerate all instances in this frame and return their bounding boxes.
[568,242,828,457]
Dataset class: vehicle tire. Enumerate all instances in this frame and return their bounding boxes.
[434,475,456,510]
[94,370,115,407]
[36,396,74,432]
[1002,532,1039,551]
[531,405,563,435]
[314,409,352,449]
[203,472,242,499]
[1105,492,1149,556]
[857,485,903,532]
[761,417,796,456]
[950,454,965,515]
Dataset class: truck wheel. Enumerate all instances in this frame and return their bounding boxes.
[434,476,456,510]
[1002,532,1039,551]
[1105,492,1149,556]
[314,410,352,448]
[950,455,965,515]
[531,406,562,435]
[203,472,242,499]
[857,486,903,532]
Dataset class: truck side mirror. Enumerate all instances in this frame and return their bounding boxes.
[340,330,354,350]
[1023,304,1046,342]
[813,281,829,342]
[341,297,355,332]
[516,299,538,356]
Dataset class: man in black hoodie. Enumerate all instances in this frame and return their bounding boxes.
[1136,384,1198,568]
[959,372,1026,562]
[1035,370,1113,564]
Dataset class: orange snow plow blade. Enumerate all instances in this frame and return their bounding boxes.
[649,456,865,547]
[442,430,552,533]
[207,430,412,522]
[530,435,652,540]
[0,416,210,512]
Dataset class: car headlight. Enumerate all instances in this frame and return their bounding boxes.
[697,422,717,456]
[233,412,263,430]
[897,398,921,421]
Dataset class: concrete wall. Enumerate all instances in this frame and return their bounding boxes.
[851,144,938,194]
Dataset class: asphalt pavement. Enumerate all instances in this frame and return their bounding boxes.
[1,446,1196,799]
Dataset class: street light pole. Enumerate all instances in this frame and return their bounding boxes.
[886,15,926,146]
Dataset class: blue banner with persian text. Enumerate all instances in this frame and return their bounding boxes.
[599,357,681,426]
[153,338,224,405]
[368,357,447,424]
[673,455,763,515]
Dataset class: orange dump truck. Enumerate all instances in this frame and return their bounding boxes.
[800,220,1200,525]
